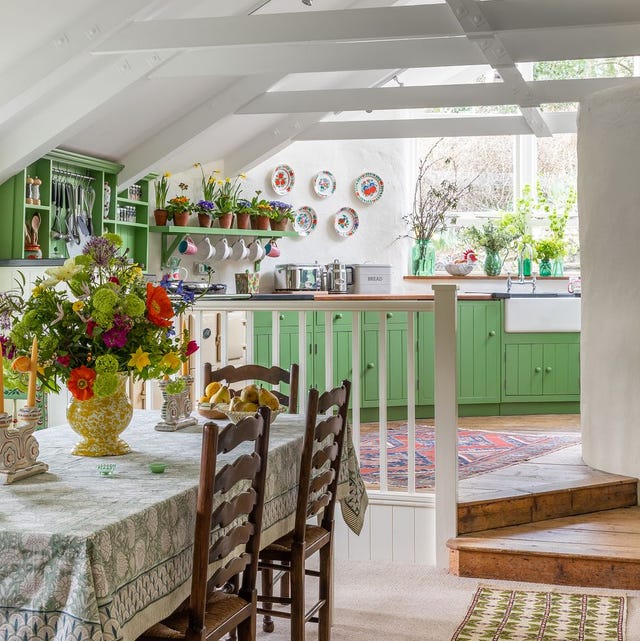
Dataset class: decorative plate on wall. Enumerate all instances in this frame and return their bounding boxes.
[271,164,295,195]
[293,206,318,236]
[334,207,359,237]
[354,172,384,204]
[313,171,336,198]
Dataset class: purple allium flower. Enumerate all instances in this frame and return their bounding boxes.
[83,236,119,266]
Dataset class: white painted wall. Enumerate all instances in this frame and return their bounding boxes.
[154,139,572,295]
[578,84,640,477]
[152,139,416,291]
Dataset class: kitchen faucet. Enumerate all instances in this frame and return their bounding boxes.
[507,245,537,293]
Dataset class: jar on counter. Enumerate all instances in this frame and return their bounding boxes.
[24,244,42,259]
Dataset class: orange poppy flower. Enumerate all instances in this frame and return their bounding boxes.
[68,366,96,401]
[146,282,174,327]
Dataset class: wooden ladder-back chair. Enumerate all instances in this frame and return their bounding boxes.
[203,363,300,414]
[257,380,351,641]
[138,406,271,641]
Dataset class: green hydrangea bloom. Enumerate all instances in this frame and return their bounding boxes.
[93,372,119,397]
[93,287,119,313]
[123,294,145,317]
[103,233,123,247]
[94,354,119,373]
[92,309,114,329]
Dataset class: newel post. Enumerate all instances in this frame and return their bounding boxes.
[433,284,458,568]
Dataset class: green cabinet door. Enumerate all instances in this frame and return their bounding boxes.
[503,334,580,402]
[311,312,353,390]
[457,301,501,404]
[361,312,408,407]
[416,311,435,405]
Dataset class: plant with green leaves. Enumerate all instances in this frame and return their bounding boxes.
[463,219,520,254]
[193,163,219,201]
[154,172,171,209]
[534,238,564,261]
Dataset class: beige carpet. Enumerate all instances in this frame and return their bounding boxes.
[257,561,640,641]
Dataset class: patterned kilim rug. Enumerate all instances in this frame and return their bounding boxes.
[359,426,581,489]
[451,586,626,641]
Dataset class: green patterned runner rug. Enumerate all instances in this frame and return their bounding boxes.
[452,586,626,641]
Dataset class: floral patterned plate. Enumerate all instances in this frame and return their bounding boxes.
[354,172,384,204]
[293,206,318,236]
[334,207,359,237]
[313,170,336,198]
[271,164,295,195]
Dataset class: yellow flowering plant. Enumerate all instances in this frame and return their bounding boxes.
[0,234,199,401]
[193,163,219,202]
[212,174,246,214]
[154,172,171,209]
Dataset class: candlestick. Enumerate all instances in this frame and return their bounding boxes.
[0,343,4,414]
[27,337,38,407]
[181,317,189,375]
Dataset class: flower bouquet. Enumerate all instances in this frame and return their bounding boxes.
[0,234,199,455]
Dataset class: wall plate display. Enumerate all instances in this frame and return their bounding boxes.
[271,164,295,195]
[293,206,318,236]
[334,207,359,237]
[312,170,336,198]
[354,172,384,204]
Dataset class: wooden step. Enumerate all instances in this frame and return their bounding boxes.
[449,506,640,589]
[457,476,638,534]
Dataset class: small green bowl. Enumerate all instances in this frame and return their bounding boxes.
[149,462,167,474]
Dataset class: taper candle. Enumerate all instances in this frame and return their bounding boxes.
[0,343,4,414]
[27,337,38,407]
[181,317,188,376]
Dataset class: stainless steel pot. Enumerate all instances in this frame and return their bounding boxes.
[274,263,323,291]
[325,259,353,294]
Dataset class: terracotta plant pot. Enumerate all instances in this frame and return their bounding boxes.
[251,215,271,231]
[217,213,234,229]
[236,212,251,230]
[173,211,190,227]
[197,213,212,228]
[270,219,289,232]
[153,209,168,226]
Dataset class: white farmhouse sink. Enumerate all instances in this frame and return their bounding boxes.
[504,297,581,333]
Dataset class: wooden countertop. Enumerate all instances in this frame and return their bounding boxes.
[313,293,494,301]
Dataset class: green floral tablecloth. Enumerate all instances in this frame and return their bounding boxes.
[0,410,367,641]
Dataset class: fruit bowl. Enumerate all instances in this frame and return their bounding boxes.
[445,262,474,276]
[197,403,228,420]
[215,404,288,424]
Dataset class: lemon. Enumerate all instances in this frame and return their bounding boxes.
[205,381,222,397]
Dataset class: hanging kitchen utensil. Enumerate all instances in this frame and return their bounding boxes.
[84,181,96,235]
[31,213,41,245]
[65,180,83,257]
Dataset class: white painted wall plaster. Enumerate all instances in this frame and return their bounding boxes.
[578,84,640,477]
[153,141,571,295]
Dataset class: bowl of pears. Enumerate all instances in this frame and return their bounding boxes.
[200,382,287,424]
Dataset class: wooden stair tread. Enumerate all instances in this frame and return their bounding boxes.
[457,478,638,534]
[451,507,640,555]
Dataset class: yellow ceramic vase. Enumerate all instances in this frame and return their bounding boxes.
[67,375,133,457]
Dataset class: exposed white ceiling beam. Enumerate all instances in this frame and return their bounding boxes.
[295,112,576,141]
[94,0,640,54]
[238,77,640,114]
[0,0,171,127]
[118,73,282,187]
[150,22,640,78]
[224,70,400,176]
[94,5,461,52]
[445,0,550,136]
[0,52,171,184]
[152,38,482,77]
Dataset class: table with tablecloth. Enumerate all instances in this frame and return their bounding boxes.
[0,410,367,641]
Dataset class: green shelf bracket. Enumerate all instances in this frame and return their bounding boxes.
[161,233,186,268]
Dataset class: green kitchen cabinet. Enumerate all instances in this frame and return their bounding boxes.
[503,333,580,402]
[457,301,501,404]
[252,311,352,395]
[361,311,408,407]
[416,301,501,406]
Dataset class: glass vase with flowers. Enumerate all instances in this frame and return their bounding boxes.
[0,234,200,456]
[463,220,520,276]
[401,140,476,276]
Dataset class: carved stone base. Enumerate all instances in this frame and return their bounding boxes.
[0,408,48,484]
[155,376,198,432]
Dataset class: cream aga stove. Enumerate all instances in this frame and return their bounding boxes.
[144,308,247,410]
